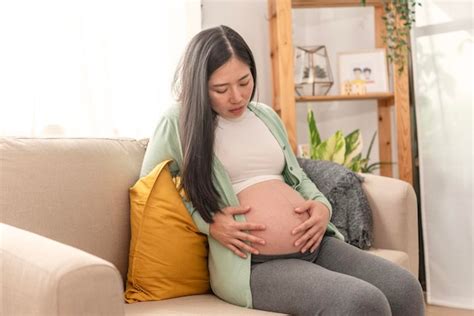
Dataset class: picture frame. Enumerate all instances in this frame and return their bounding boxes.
[337,49,389,95]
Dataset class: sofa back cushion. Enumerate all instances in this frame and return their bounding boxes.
[0,137,147,283]
[124,159,210,303]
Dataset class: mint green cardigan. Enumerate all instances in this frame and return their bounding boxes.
[140,101,344,308]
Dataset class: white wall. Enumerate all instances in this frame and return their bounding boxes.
[202,0,273,107]
[202,1,400,177]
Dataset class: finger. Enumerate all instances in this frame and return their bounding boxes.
[226,205,251,215]
[236,222,266,231]
[294,227,318,247]
[227,243,248,259]
[302,230,322,253]
[235,231,266,245]
[292,217,316,235]
[234,239,260,255]
[310,233,324,253]
[294,200,312,213]
[294,206,310,214]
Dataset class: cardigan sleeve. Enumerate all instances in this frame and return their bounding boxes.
[140,113,210,235]
[140,114,179,178]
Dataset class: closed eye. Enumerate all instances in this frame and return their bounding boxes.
[215,81,250,94]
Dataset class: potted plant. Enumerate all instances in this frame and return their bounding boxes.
[305,109,392,173]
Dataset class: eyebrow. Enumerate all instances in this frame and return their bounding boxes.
[211,74,250,88]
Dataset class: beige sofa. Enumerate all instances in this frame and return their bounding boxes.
[0,137,419,315]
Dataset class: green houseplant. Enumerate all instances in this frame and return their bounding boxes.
[360,0,422,74]
[306,109,392,173]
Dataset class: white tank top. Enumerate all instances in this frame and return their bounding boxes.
[214,107,285,194]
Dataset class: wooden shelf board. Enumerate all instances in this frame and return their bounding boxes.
[292,0,382,9]
[296,93,394,102]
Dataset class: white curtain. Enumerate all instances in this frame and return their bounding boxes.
[0,0,201,139]
[411,0,473,309]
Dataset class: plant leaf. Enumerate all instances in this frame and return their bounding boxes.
[344,129,363,165]
[317,131,346,164]
[307,109,321,159]
[365,131,378,160]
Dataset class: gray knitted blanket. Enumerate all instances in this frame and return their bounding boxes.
[297,158,373,250]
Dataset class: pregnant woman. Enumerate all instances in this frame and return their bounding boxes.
[140,25,424,315]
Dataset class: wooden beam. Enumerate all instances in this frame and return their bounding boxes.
[374,6,392,177]
[374,5,413,183]
[292,0,382,9]
[387,3,413,185]
[268,0,280,113]
[268,0,298,152]
[393,60,413,185]
[377,100,393,177]
[296,92,394,102]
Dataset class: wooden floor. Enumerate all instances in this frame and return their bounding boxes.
[426,302,473,316]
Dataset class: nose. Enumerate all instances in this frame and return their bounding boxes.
[229,85,243,104]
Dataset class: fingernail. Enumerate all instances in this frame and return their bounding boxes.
[310,249,315,253]
[260,240,265,245]
[292,230,296,235]
[295,241,300,246]
[254,250,259,255]
[295,208,300,211]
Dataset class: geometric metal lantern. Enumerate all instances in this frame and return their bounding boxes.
[294,45,334,96]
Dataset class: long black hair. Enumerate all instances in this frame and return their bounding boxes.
[172,25,257,223]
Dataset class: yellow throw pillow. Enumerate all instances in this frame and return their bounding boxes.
[124,159,210,303]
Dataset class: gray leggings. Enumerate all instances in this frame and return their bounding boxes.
[250,236,424,316]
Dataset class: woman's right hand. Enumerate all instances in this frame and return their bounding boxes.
[209,206,266,258]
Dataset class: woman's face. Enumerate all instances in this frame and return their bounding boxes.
[208,56,254,119]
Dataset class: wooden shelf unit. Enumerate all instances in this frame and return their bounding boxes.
[267,0,413,184]
[296,93,394,102]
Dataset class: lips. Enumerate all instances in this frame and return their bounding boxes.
[230,106,244,112]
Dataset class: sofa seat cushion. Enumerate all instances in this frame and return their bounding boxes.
[123,248,409,316]
[124,294,286,315]
[365,248,411,272]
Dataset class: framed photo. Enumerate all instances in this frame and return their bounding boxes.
[337,49,389,95]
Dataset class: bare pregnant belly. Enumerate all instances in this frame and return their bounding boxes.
[237,179,309,255]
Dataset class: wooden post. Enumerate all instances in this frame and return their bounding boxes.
[268,0,298,152]
[377,100,393,177]
[393,61,413,184]
[375,4,413,184]
[374,5,393,177]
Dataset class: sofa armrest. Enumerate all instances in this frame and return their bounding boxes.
[1,223,125,316]
[358,173,419,277]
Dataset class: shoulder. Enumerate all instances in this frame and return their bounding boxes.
[249,101,284,128]
[161,103,181,121]
[148,103,182,140]
[248,101,279,120]
[151,103,181,130]
[249,101,273,113]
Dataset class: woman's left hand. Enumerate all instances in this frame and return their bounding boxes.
[292,200,330,253]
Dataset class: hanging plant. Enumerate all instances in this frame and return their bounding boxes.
[361,0,422,74]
